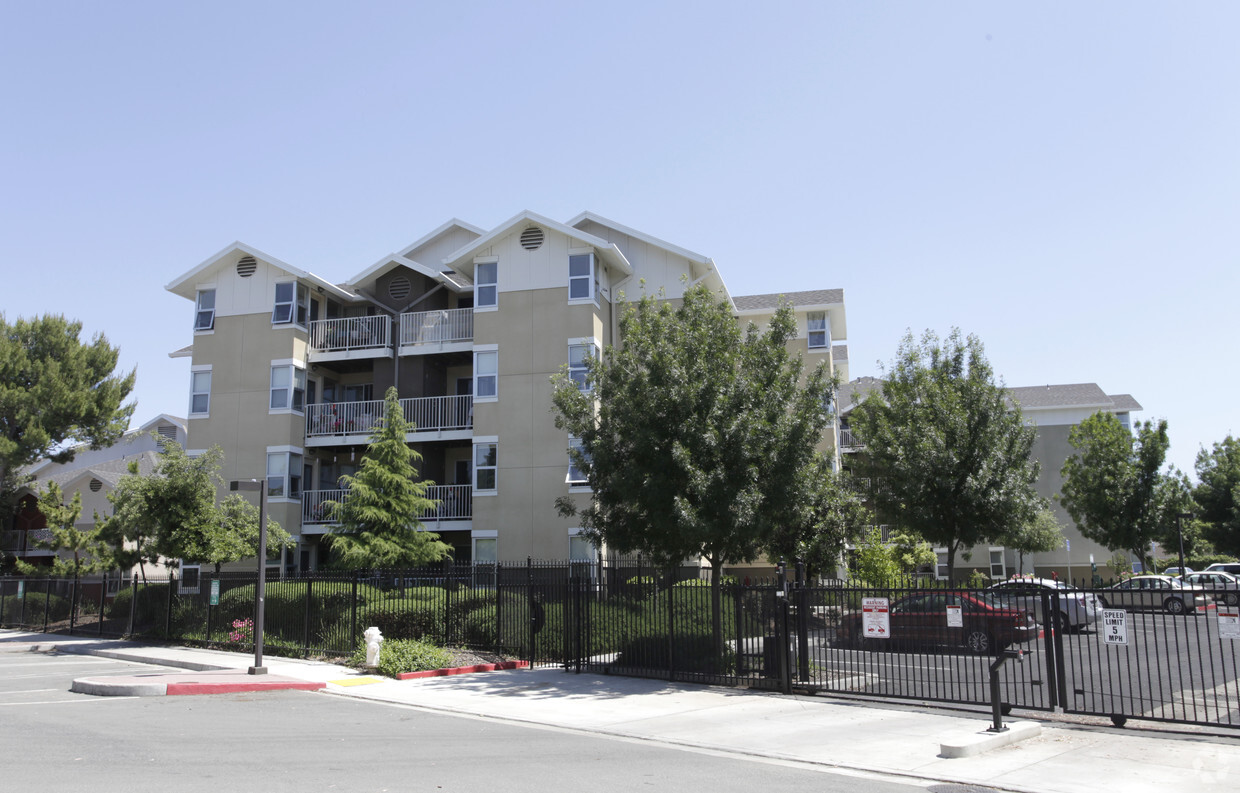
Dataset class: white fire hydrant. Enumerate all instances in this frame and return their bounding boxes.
[363,626,384,668]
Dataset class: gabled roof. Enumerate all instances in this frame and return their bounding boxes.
[1007,383,1114,411]
[1108,394,1142,412]
[441,210,633,277]
[349,218,488,290]
[165,241,354,301]
[837,376,885,415]
[396,218,487,259]
[733,289,844,312]
[566,211,712,266]
[346,253,471,294]
[24,451,161,494]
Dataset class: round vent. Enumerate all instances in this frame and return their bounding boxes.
[236,256,258,277]
[389,275,412,301]
[519,226,544,251]
[89,479,103,492]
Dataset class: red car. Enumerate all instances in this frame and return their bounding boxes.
[837,591,1042,655]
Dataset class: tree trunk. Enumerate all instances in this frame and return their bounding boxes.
[710,556,724,660]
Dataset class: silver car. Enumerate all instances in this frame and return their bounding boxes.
[986,578,1100,632]
[1180,571,1240,606]
[1099,575,1207,615]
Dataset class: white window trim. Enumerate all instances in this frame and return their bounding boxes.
[988,546,1006,579]
[567,339,600,394]
[934,547,950,581]
[189,365,212,418]
[471,529,498,539]
[178,563,201,594]
[473,256,498,313]
[807,311,829,351]
[265,447,304,503]
[269,361,307,415]
[473,439,498,494]
[567,436,590,491]
[473,346,498,403]
[567,249,598,305]
[194,288,216,334]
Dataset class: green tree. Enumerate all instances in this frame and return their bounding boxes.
[849,329,1042,581]
[764,456,870,578]
[1194,436,1240,558]
[1058,412,1181,569]
[551,285,834,651]
[850,527,900,584]
[324,387,451,569]
[15,481,113,578]
[0,315,135,521]
[100,442,290,579]
[1000,507,1066,575]
[889,529,937,576]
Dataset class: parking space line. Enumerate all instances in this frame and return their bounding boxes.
[0,697,139,706]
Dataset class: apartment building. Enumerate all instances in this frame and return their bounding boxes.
[166,211,847,572]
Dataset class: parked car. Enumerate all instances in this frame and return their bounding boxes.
[1179,571,1240,606]
[1163,566,1193,578]
[1203,562,1240,577]
[1098,575,1207,614]
[985,578,1100,632]
[836,591,1041,655]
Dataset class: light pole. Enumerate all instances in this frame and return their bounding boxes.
[230,478,268,675]
[1176,512,1193,578]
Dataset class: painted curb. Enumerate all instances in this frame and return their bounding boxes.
[166,680,326,695]
[398,660,529,680]
[72,677,168,697]
[939,720,1041,758]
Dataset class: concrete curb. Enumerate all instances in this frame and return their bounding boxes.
[70,671,327,697]
[397,660,530,680]
[939,720,1042,758]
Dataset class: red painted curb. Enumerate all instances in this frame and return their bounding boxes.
[397,660,529,680]
[166,680,326,696]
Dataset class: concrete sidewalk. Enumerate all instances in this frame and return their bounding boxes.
[3,630,1237,792]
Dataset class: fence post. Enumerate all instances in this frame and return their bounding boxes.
[69,577,79,634]
[42,578,51,633]
[127,575,137,636]
[349,570,359,651]
[303,574,313,653]
[98,574,107,636]
[526,557,535,668]
[165,573,176,639]
[795,559,810,683]
[206,576,214,644]
[776,561,791,695]
[495,561,504,654]
[666,568,676,682]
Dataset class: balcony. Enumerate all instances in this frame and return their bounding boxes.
[304,395,473,446]
[301,484,472,534]
[308,316,393,362]
[398,308,473,355]
[838,428,864,451]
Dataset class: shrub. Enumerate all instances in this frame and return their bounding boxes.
[623,575,658,599]
[965,569,991,589]
[350,637,454,678]
[612,634,734,674]
[8,591,71,623]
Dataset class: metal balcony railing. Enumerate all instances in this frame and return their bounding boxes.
[301,484,471,527]
[308,316,391,354]
[305,395,472,439]
[399,308,473,347]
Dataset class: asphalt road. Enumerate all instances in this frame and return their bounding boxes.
[0,653,937,793]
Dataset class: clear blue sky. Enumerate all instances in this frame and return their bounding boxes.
[2,2,1236,478]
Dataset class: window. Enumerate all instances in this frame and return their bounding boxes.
[179,564,201,594]
[989,548,1005,580]
[568,343,597,392]
[568,253,596,301]
[567,438,589,485]
[475,261,497,308]
[935,548,950,580]
[273,282,309,326]
[270,364,306,411]
[473,537,497,563]
[189,371,211,416]
[474,442,497,491]
[475,350,497,399]
[267,451,303,499]
[194,289,215,331]
[807,311,828,349]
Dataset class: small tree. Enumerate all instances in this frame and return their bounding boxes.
[324,387,451,569]
[764,456,870,578]
[552,285,834,653]
[15,481,112,579]
[0,315,135,518]
[1194,436,1240,558]
[889,529,937,576]
[1000,507,1066,575]
[849,329,1041,580]
[99,442,290,579]
[1059,413,1181,569]
[850,527,901,585]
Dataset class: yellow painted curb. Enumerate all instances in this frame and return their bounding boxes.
[329,677,383,687]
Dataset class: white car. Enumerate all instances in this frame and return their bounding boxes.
[1180,571,1240,606]
[985,578,1100,632]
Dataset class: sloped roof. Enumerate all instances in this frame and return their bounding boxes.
[836,376,885,414]
[441,210,633,277]
[1007,383,1113,410]
[165,241,354,301]
[31,451,161,493]
[1107,394,1143,412]
[733,289,844,312]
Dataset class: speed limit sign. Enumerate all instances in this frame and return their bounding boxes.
[1102,609,1128,646]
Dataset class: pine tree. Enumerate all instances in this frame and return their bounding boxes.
[325,387,451,568]
[16,481,112,579]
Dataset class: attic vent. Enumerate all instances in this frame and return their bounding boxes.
[519,226,544,251]
[236,256,258,277]
[156,424,178,444]
[89,479,103,492]
[389,275,412,301]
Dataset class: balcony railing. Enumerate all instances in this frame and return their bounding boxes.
[399,308,473,347]
[301,484,471,526]
[839,428,862,449]
[305,395,472,439]
[308,316,391,354]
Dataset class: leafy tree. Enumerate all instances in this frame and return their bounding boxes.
[324,387,451,569]
[15,481,113,578]
[1000,507,1066,575]
[0,315,135,518]
[1058,412,1182,569]
[849,329,1042,581]
[100,442,290,579]
[889,529,937,576]
[551,285,834,651]
[1194,436,1240,558]
[850,527,901,584]
[764,456,870,578]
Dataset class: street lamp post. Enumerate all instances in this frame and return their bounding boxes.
[1176,512,1193,579]
[230,478,268,675]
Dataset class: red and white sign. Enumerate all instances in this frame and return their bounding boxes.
[862,597,890,639]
